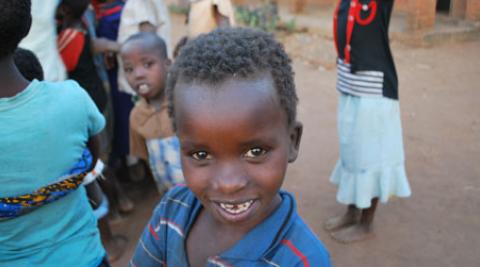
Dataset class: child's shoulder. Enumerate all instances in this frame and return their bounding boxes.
[163,184,191,199]
[31,79,81,95]
[268,191,331,266]
[150,185,196,219]
[286,216,331,266]
[39,79,88,98]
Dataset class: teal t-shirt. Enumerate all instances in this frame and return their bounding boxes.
[0,80,106,266]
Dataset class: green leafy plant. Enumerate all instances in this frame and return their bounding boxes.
[235,1,300,33]
[235,1,279,32]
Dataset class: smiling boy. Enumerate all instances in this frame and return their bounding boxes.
[130,28,331,267]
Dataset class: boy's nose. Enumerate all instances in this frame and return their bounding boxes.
[133,68,146,79]
[212,161,248,194]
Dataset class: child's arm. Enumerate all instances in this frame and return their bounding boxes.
[86,135,101,171]
[92,37,120,54]
[85,134,104,209]
[129,126,149,161]
[129,109,149,161]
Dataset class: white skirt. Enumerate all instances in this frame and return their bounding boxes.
[330,93,411,208]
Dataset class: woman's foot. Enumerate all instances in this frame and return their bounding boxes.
[330,224,373,243]
[324,208,360,231]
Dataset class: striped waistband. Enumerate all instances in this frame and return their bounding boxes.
[336,59,384,97]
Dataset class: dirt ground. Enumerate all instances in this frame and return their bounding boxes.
[111,12,480,267]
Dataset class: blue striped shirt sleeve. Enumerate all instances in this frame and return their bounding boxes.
[130,205,166,267]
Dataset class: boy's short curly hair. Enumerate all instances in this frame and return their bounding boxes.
[0,0,32,59]
[167,27,297,126]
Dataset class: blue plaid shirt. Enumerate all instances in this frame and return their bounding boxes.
[130,186,331,267]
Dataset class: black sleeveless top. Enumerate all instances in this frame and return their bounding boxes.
[335,0,398,100]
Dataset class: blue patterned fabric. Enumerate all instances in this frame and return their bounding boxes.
[146,136,184,190]
[0,149,92,221]
[130,186,331,267]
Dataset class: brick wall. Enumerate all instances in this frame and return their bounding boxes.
[277,0,336,13]
[451,0,467,19]
[407,0,437,31]
[395,0,410,12]
[466,0,480,21]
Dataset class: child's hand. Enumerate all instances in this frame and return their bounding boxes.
[104,52,117,70]
[93,38,120,54]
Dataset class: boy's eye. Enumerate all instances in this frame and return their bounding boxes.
[144,61,154,68]
[124,67,133,73]
[244,147,267,158]
[191,151,212,161]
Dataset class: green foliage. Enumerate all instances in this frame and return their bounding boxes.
[283,19,297,33]
[168,4,189,15]
[235,1,279,32]
[235,1,299,33]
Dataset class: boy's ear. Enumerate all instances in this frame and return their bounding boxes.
[165,58,172,67]
[288,121,303,163]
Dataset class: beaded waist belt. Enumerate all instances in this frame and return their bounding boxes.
[0,149,92,221]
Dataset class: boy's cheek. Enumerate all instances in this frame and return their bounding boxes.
[181,161,209,188]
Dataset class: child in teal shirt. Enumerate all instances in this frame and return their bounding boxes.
[0,1,107,266]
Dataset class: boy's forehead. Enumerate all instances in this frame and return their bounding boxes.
[175,73,278,105]
[121,39,163,58]
[174,74,287,125]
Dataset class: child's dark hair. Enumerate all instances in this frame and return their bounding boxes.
[0,0,32,59]
[167,27,297,127]
[60,0,90,20]
[14,48,44,81]
[173,36,189,59]
[123,32,168,60]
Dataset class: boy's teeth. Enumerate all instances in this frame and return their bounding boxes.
[219,200,254,214]
[139,84,150,94]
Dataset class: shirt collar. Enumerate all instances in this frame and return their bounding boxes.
[219,190,296,261]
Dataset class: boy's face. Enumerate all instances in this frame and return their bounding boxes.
[121,41,170,99]
[174,74,302,231]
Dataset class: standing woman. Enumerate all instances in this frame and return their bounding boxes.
[326,0,411,243]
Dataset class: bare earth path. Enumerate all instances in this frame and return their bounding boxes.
[113,13,480,267]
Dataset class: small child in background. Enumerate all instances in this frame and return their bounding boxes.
[13,48,44,81]
[94,0,142,182]
[120,32,184,194]
[129,28,331,267]
[117,0,172,95]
